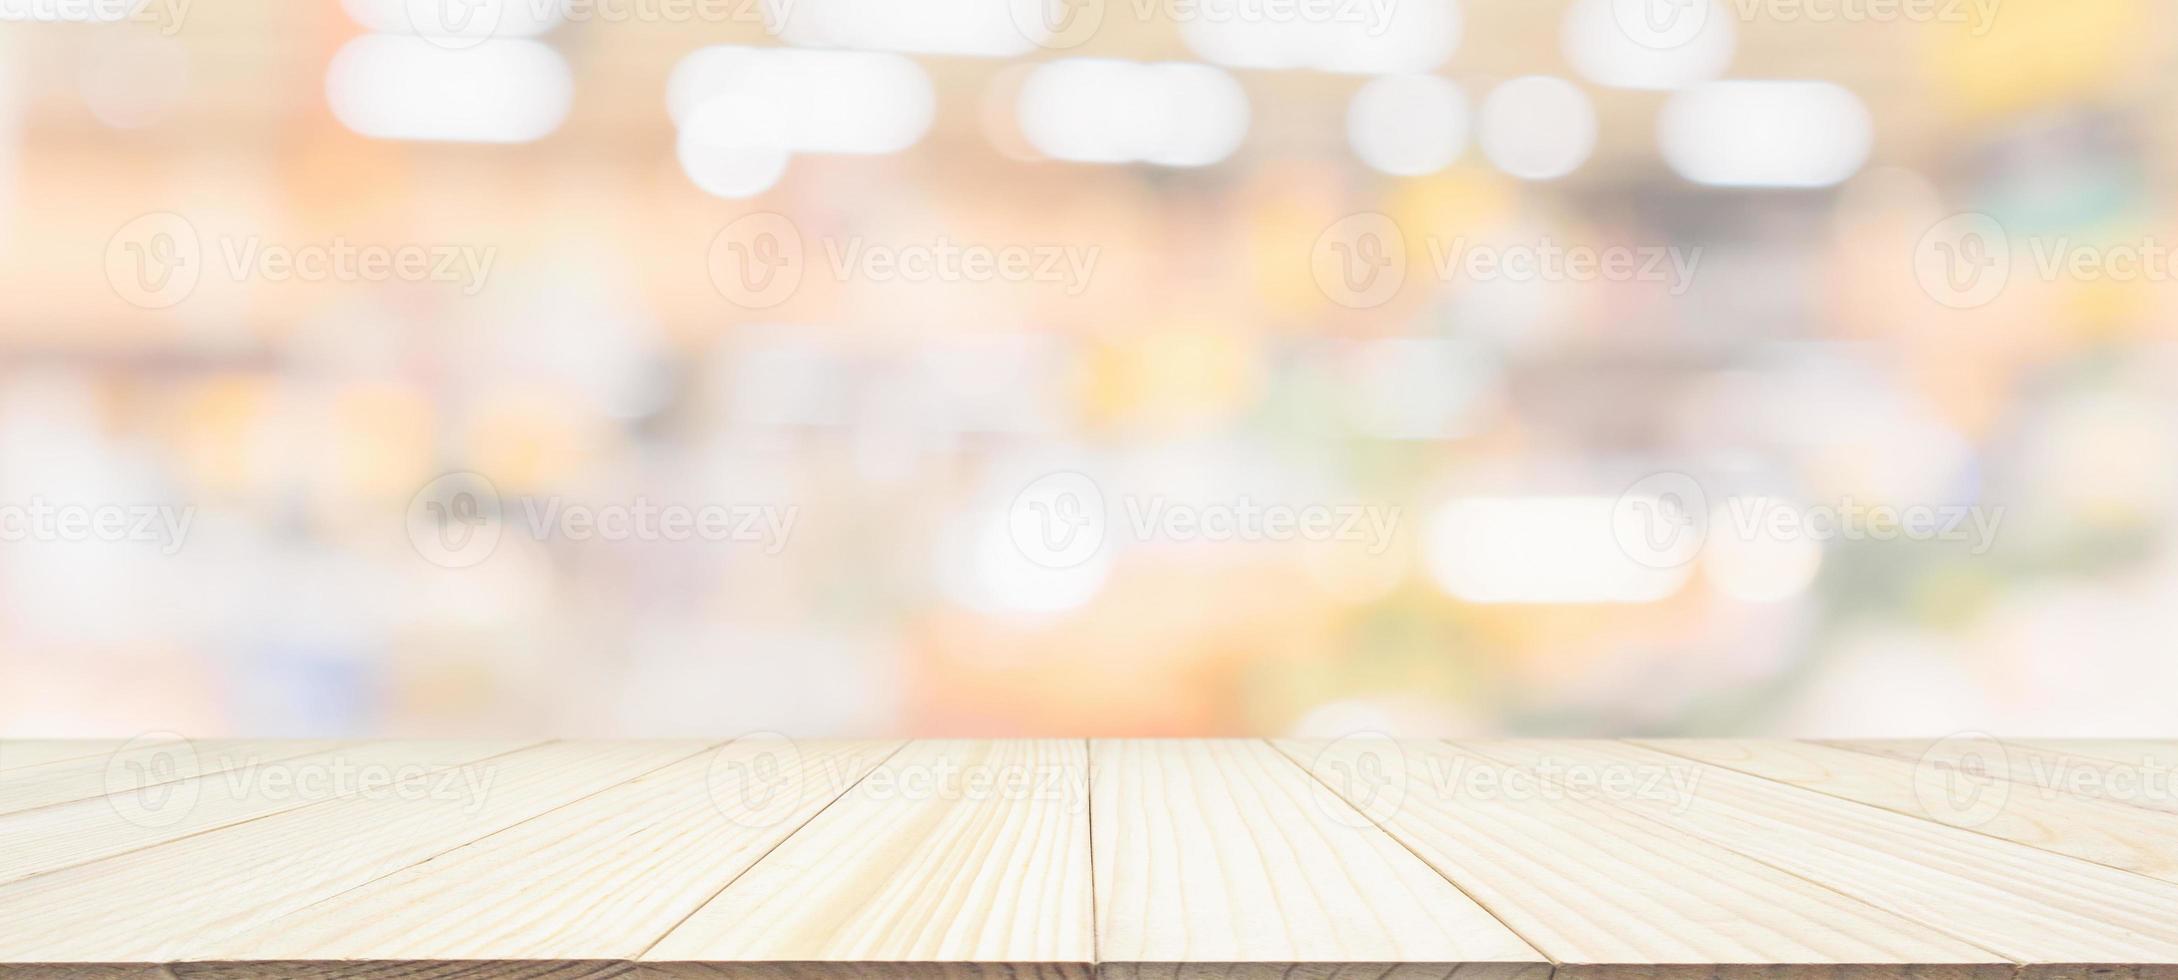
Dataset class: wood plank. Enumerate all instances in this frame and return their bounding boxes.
[0,740,541,888]
[0,739,341,816]
[641,739,1093,980]
[1091,739,1545,980]
[1276,739,2011,980]
[1644,739,2178,882]
[1823,738,2178,818]
[0,741,710,969]
[1468,740,2178,980]
[172,740,900,980]
[0,741,122,773]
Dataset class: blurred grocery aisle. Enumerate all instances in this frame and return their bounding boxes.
[2,0,2175,737]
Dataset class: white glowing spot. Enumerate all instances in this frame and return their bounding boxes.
[326,36,572,143]
[341,0,564,40]
[1347,74,1466,176]
[1702,500,1823,601]
[674,132,791,199]
[1016,59,1250,167]
[761,0,1051,57]
[669,47,934,155]
[1477,75,1595,181]
[1426,497,1690,603]
[1561,0,1733,91]
[79,32,189,130]
[1180,0,1461,74]
[1659,81,1872,188]
[938,511,1111,616]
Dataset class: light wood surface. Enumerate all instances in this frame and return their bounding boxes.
[642,739,1094,980]
[1642,738,2178,883]
[0,741,123,773]
[1278,739,2010,980]
[0,740,543,888]
[1468,740,2178,980]
[1092,739,1544,980]
[4,739,2178,980]
[0,740,341,817]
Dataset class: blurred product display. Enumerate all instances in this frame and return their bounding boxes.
[0,0,2173,737]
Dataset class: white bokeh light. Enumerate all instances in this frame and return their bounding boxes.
[1562,0,1734,90]
[79,32,190,130]
[670,47,935,155]
[1016,59,1249,168]
[1659,81,1873,188]
[341,0,564,41]
[1180,0,1460,74]
[1426,497,1690,603]
[760,0,1051,57]
[1347,74,1467,176]
[326,36,573,143]
[1477,75,1596,180]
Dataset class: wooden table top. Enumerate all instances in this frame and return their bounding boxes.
[2,738,2176,980]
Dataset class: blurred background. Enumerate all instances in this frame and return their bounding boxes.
[2,0,2175,739]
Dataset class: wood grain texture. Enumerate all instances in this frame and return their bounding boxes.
[175,741,900,978]
[1277,739,2011,980]
[0,740,540,888]
[1644,738,2178,882]
[641,740,1094,980]
[1092,739,1545,980]
[0,740,710,968]
[0,739,339,817]
[1468,740,2178,980]
[8,740,2178,980]
[0,741,120,773]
